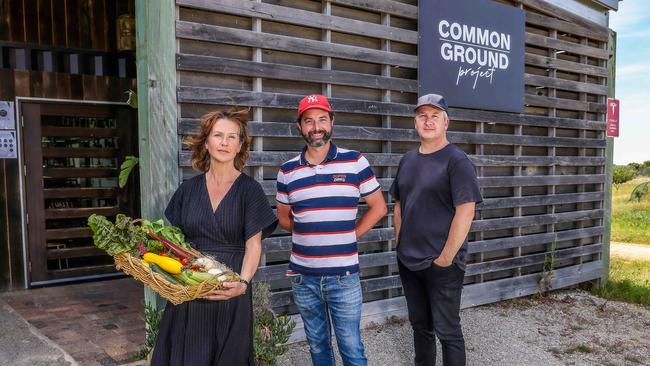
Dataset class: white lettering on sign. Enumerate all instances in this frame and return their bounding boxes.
[609,101,617,115]
[438,20,512,89]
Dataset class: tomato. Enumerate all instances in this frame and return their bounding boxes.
[159,252,168,257]
[181,258,189,265]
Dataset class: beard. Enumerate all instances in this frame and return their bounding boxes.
[300,128,332,147]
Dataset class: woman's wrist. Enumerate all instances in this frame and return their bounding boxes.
[238,278,249,293]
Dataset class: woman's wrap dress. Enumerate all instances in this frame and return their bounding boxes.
[151,173,278,366]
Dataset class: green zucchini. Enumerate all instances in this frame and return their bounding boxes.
[150,263,183,286]
[173,271,201,286]
[187,270,219,283]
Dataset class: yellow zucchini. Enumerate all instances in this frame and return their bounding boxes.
[143,252,183,274]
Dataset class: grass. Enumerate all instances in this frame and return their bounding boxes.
[598,177,650,305]
[611,177,650,245]
[593,256,650,306]
[565,344,595,354]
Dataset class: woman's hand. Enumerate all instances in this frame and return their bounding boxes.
[202,281,247,301]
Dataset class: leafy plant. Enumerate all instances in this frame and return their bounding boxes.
[87,214,146,255]
[141,218,192,251]
[629,181,650,203]
[132,302,163,361]
[119,155,139,188]
[613,166,637,190]
[125,89,138,109]
[538,240,558,295]
[252,282,295,365]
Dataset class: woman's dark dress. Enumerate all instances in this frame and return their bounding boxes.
[151,173,277,366]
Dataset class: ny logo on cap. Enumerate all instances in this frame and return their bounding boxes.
[307,95,319,103]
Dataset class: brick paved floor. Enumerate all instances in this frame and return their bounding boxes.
[2,278,145,366]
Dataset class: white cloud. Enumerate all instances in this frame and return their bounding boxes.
[617,63,650,76]
[617,28,650,38]
[609,0,650,32]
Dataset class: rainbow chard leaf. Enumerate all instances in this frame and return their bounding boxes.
[119,156,139,188]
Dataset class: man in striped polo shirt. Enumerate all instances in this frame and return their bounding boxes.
[276,94,387,366]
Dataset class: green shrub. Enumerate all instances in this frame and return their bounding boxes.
[252,282,295,366]
[613,166,637,190]
[132,302,163,361]
[629,182,650,202]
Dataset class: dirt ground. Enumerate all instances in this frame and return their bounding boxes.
[280,289,650,366]
[611,242,650,261]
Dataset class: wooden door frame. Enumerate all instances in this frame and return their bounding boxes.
[16,97,135,287]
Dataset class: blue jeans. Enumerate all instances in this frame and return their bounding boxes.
[290,273,367,366]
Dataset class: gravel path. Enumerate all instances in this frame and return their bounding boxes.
[279,290,650,365]
[611,242,650,261]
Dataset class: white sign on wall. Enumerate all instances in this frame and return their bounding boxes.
[0,102,15,130]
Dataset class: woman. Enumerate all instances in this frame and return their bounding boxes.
[151,108,278,366]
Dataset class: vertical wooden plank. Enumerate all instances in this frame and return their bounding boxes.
[94,75,109,100]
[380,10,395,298]
[80,0,92,48]
[105,0,117,52]
[69,73,83,99]
[136,0,178,310]
[13,69,30,96]
[41,72,57,98]
[0,69,16,99]
[23,0,38,43]
[90,0,106,50]
[601,30,615,284]
[66,0,81,48]
[24,0,39,43]
[52,0,67,46]
[6,148,27,289]
[56,72,72,99]
[0,0,10,40]
[82,74,98,100]
[9,0,25,42]
[23,0,39,43]
[22,103,48,283]
[30,69,44,97]
[37,0,53,45]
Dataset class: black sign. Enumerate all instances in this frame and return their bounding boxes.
[418,0,525,113]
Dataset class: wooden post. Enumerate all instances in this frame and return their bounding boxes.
[135,0,178,310]
[601,30,616,285]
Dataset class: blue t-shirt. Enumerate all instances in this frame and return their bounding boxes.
[390,144,482,271]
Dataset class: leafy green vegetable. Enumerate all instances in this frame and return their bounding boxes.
[125,89,138,109]
[88,214,146,255]
[142,219,192,250]
[119,156,139,188]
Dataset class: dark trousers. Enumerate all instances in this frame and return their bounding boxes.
[398,259,466,366]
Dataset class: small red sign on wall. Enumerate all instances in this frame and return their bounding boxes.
[606,98,620,137]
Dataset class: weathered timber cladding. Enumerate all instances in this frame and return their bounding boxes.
[174,0,609,314]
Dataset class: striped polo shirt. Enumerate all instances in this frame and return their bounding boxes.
[276,142,381,276]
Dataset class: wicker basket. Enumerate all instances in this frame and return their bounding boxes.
[113,252,240,305]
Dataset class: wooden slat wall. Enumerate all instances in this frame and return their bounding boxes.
[174,0,609,314]
[0,0,130,50]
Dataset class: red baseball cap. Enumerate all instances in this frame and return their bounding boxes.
[297,94,332,119]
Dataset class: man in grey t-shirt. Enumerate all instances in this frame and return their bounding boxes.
[390,94,482,366]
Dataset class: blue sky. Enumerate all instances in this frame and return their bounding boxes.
[609,0,650,165]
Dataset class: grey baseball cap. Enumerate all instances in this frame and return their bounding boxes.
[415,93,449,114]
